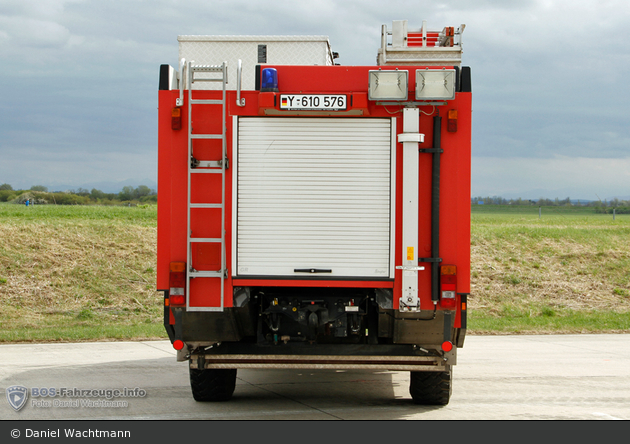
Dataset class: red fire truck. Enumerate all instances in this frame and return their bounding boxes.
[157,20,471,405]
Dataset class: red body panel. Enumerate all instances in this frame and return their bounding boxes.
[158,65,471,314]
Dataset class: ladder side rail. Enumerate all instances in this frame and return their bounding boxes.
[220,61,227,311]
[422,20,427,47]
[381,24,388,63]
[186,60,193,311]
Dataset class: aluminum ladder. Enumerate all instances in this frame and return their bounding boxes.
[182,60,228,312]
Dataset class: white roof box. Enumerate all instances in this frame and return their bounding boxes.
[178,35,335,90]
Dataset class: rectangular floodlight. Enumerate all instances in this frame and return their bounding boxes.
[368,70,408,101]
[416,69,456,100]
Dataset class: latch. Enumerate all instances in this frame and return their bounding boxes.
[397,265,425,311]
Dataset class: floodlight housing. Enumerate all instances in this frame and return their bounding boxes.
[415,69,456,100]
[368,70,409,101]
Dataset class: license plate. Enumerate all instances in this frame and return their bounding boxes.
[280,94,347,111]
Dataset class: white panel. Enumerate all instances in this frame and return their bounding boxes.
[401,108,422,311]
[179,36,333,91]
[237,117,392,278]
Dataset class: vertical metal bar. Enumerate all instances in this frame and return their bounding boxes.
[220,61,227,310]
[381,24,388,64]
[389,117,397,279]
[176,58,186,107]
[431,115,441,304]
[401,108,420,311]
[231,116,238,276]
[422,20,427,48]
[236,59,245,107]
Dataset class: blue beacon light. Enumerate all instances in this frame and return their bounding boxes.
[261,68,279,92]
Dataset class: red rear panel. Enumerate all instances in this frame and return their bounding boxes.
[158,65,471,313]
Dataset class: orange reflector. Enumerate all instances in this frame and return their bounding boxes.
[447,109,457,133]
[171,107,182,130]
[173,340,184,351]
[462,302,467,310]
[170,261,186,272]
[441,265,457,275]
[441,341,453,352]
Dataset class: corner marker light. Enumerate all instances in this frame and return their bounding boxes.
[416,69,456,100]
[368,69,408,101]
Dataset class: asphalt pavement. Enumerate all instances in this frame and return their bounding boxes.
[1,334,629,420]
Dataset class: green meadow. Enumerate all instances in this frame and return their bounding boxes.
[0,203,628,342]
[470,205,630,333]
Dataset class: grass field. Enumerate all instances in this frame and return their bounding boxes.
[0,204,163,342]
[470,205,630,333]
[0,203,628,342]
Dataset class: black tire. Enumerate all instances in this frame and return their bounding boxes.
[189,368,237,402]
[409,370,452,405]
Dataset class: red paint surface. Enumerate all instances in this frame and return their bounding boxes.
[158,65,471,317]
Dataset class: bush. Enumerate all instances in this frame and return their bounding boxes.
[140,195,157,204]
[52,193,91,205]
[0,190,17,202]
[3,185,156,206]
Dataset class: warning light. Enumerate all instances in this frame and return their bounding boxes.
[441,341,453,352]
[173,340,185,351]
[261,68,279,92]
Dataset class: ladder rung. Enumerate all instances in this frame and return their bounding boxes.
[189,270,224,278]
[191,65,224,72]
[191,134,223,140]
[190,169,222,174]
[192,78,224,83]
[190,203,223,209]
[190,99,223,105]
[190,238,222,243]
[197,160,223,168]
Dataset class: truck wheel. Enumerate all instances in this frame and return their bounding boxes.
[189,368,237,402]
[409,370,452,405]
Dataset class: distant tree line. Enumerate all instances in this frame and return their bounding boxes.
[472,196,630,214]
[0,183,157,205]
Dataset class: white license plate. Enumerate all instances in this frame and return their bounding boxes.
[280,94,347,111]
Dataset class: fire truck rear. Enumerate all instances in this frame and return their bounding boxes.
[157,20,471,405]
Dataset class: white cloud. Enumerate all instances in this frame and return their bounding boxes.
[0,17,71,47]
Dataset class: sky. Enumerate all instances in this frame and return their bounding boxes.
[0,0,629,199]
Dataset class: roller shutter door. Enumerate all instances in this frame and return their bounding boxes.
[236,117,393,278]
